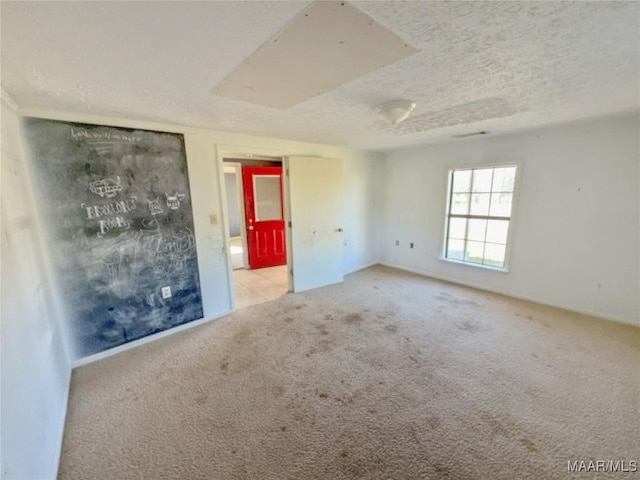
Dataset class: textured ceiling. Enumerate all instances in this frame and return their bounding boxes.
[1,1,638,152]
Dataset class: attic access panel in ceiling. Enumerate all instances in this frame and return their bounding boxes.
[211,1,418,109]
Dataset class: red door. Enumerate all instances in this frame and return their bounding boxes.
[242,166,286,269]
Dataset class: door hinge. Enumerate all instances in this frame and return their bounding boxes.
[285,168,289,177]
[288,221,292,228]
[289,268,294,277]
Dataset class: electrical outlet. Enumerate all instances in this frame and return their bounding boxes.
[161,286,172,299]
[395,240,399,246]
[209,214,218,225]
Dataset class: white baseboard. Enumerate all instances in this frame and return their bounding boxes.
[378,262,638,327]
[345,261,379,276]
[72,311,232,368]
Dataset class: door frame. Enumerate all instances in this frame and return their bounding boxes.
[215,144,291,311]
[222,162,248,269]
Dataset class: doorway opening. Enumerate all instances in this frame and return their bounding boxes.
[223,157,289,309]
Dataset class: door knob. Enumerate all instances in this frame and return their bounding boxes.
[248,225,254,230]
[335,227,344,232]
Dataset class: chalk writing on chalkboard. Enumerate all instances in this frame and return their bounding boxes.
[23,118,204,358]
[165,192,186,210]
[148,198,165,216]
[89,176,123,198]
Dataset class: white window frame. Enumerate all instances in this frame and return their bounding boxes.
[439,161,522,272]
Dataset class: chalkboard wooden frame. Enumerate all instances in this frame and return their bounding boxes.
[23,117,204,357]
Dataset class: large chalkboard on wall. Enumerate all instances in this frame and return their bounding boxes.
[22,118,203,357]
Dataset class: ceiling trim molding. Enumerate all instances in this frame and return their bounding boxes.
[16,107,197,134]
[1,88,19,113]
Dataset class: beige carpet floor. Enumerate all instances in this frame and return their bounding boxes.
[58,266,639,480]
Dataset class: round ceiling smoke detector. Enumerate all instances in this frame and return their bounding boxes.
[375,100,416,125]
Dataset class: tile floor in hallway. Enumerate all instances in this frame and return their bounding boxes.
[233,265,289,309]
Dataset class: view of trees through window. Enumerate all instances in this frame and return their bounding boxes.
[445,166,517,268]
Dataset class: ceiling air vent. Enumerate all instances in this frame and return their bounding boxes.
[452,131,489,138]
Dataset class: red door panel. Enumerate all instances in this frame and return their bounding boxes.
[242,166,286,269]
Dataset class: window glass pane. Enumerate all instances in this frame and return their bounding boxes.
[446,239,464,260]
[464,241,485,264]
[450,193,470,214]
[446,166,517,270]
[452,170,472,193]
[489,192,513,217]
[254,175,282,221]
[448,217,467,239]
[486,219,509,244]
[467,218,487,242]
[472,168,493,193]
[492,167,516,192]
[470,193,490,215]
[483,243,506,268]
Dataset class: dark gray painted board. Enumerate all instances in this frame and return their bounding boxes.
[22,118,204,357]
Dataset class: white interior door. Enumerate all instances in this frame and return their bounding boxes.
[285,156,344,292]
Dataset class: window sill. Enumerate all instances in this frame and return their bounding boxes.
[438,257,510,273]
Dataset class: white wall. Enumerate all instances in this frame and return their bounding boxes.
[15,108,382,365]
[342,151,382,274]
[379,113,640,326]
[1,94,71,479]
